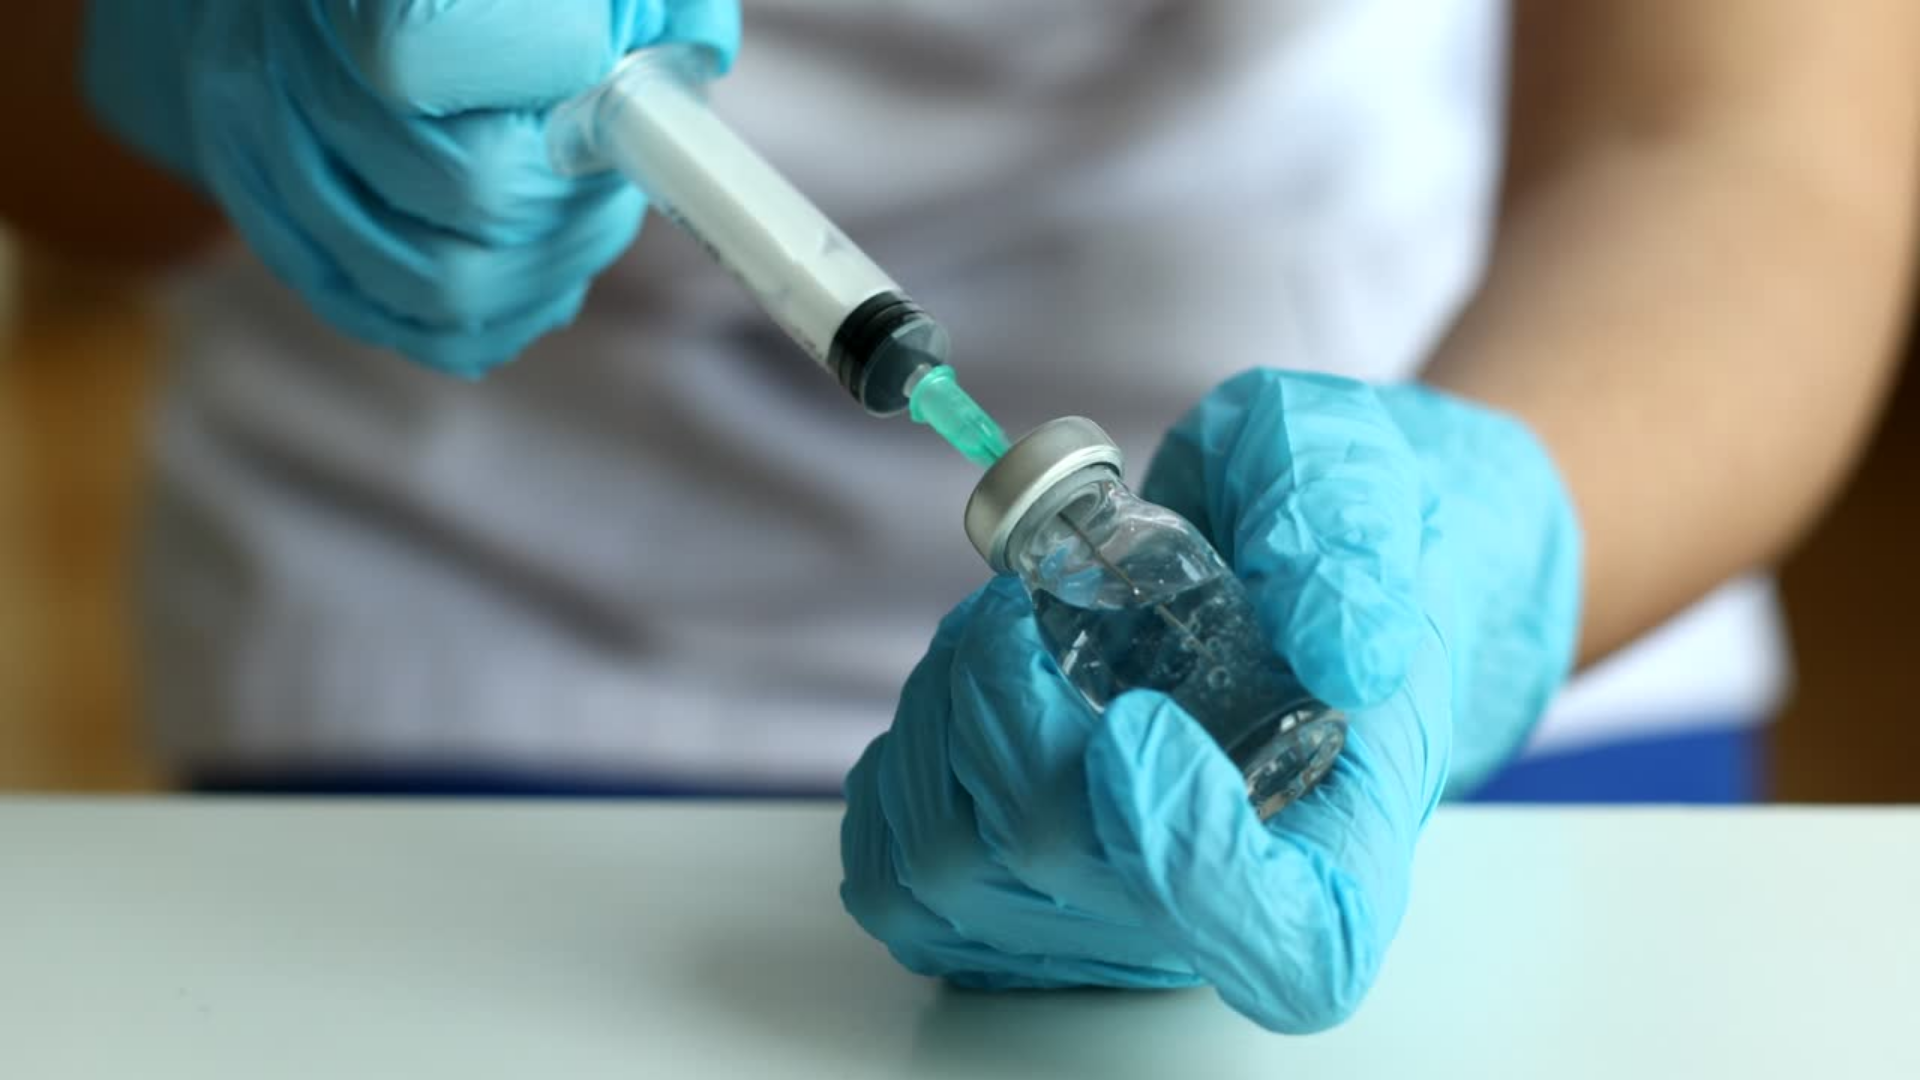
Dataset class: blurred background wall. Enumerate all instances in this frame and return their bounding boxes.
[0,239,160,790]
[0,229,1916,799]
[1773,328,1920,801]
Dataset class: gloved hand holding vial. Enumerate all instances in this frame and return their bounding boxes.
[843,370,1581,1031]
[546,39,1586,1031]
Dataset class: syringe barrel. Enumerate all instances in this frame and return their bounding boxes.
[549,46,945,415]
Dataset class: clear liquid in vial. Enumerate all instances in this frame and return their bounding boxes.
[1031,571,1345,819]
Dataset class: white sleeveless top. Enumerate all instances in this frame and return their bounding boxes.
[141,0,1788,783]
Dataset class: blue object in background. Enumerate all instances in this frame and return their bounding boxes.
[191,768,838,800]
[1470,722,1767,804]
[193,721,1766,804]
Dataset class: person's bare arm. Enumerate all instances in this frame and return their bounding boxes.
[1427,0,1920,662]
[0,5,221,267]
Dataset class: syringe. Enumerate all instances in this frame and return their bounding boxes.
[548,45,953,419]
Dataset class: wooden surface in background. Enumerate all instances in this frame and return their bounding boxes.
[0,248,1914,799]
[0,253,158,790]
[1772,350,1920,801]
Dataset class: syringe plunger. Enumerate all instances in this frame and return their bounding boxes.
[549,46,949,416]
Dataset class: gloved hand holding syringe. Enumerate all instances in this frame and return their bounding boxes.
[548,44,1008,465]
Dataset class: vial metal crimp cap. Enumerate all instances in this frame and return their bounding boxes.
[964,417,1124,573]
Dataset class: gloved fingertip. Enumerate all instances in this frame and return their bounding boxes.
[1087,692,1391,1034]
[1084,692,1250,893]
[841,732,887,802]
[1084,691,1172,786]
[975,573,1036,615]
[1093,691,1256,811]
[660,0,744,70]
[837,736,911,940]
[333,2,620,115]
[1089,691,1204,772]
[949,578,1060,685]
[1213,864,1385,1035]
[1140,371,1283,544]
[1273,566,1424,711]
[1209,367,1287,409]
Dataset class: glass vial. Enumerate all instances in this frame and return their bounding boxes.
[965,418,1345,820]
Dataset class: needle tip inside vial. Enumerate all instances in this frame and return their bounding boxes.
[909,367,1010,468]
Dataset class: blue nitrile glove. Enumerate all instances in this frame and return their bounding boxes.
[841,370,1582,1031]
[81,1,739,376]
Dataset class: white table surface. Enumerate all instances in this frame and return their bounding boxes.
[1,801,1915,1079]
